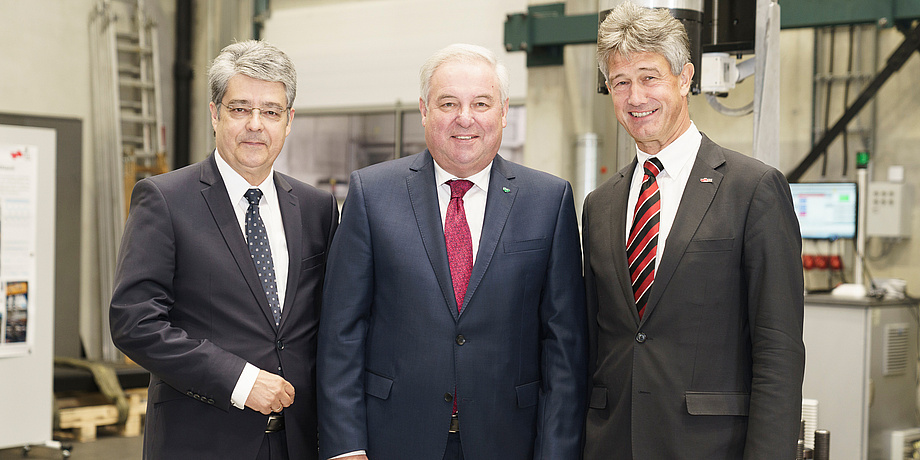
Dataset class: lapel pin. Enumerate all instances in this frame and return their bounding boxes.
[700,178,713,183]
[502,187,511,193]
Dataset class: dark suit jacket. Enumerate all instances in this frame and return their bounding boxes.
[110,153,338,460]
[582,134,805,459]
[317,151,587,460]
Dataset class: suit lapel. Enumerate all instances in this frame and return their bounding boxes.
[462,155,515,315]
[607,160,642,324]
[407,151,460,320]
[275,172,301,331]
[199,154,279,330]
[644,135,724,319]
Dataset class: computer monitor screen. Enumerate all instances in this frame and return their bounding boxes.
[789,182,857,239]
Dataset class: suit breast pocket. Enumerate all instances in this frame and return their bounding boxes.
[300,252,325,271]
[503,238,548,254]
[685,237,734,253]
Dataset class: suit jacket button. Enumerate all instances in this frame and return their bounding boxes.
[207,398,214,404]
[276,340,284,350]
[635,332,647,343]
[444,393,453,402]
[455,335,466,346]
[186,391,194,397]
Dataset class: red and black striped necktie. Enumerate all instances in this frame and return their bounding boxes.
[627,158,663,319]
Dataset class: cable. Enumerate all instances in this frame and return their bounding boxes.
[821,27,835,177]
[842,25,855,176]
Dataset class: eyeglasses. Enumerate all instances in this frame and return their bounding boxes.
[218,103,288,122]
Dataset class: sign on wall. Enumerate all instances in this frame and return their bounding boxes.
[0,144,37,358]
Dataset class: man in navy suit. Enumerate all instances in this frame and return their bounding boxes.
[317,44,587,460]
[582,3,805,459]
[110,40,337,459]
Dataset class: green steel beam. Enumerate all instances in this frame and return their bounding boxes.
[506,1,920,67]
[780,0,920,29]
[504,3,599,67]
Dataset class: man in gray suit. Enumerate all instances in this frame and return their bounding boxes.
[110,40,337,459]
[582,3,805,459]
[317,44,587,460]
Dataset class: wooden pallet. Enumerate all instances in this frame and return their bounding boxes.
[55,388,147,442]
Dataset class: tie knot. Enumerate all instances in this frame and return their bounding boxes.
[447,179,474,199]
[644,158,663,177]
[245,188,263,205]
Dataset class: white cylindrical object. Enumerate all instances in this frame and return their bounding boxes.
[576,133,599,206]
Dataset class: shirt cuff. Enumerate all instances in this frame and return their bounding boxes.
[230,362,260,410]
[331,451,366,459]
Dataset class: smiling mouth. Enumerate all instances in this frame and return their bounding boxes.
[453,135,477,140]
[629,109,657,118]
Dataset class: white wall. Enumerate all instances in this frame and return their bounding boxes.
[0,0,175,359]
[1,0,101,359]
[263,0,529,111]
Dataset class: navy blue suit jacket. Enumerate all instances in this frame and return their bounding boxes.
[110,154,338,459]
[318,151,587,460]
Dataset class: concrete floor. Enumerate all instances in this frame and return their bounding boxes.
[0,434,142,460]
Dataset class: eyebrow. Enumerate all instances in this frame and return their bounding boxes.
[611,67,663,80]
[225,99,286,109]
[435,94,495,102]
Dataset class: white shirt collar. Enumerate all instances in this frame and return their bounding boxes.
[432,157,493,193]
[214,149,277,203]
[635,121,701,178]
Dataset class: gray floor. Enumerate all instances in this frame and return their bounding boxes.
[0,434,142,460]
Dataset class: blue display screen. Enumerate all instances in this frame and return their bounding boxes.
[789,182,857,240]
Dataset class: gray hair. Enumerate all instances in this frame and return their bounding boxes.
[596,1,690,80]
[208,40,297,109]
[419,43,510,107]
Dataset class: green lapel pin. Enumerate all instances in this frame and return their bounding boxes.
[502,187,511,193]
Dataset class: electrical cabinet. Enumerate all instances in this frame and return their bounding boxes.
[803,294,919,460]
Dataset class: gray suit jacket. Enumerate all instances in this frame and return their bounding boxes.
[582,134,805,459]
[110,153,338,459]
[318,151,587,460]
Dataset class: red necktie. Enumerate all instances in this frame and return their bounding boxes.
[627,158,663,319]
[445,179,474,312]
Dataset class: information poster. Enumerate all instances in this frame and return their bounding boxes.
[0,145,37,357]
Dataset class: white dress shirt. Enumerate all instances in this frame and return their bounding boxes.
[214,150,290,410]
[625,122,702,271]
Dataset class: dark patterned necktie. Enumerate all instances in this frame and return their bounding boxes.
[627,158,663,319]
[445,179,474,313]
[245,189,281,327]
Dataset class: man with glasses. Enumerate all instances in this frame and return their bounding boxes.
[110,40,338,460]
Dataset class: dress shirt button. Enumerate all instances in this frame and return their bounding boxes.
[455,335,466,346]
[635,332,647,343]
[276,340,284,350]
[444,393,453,402]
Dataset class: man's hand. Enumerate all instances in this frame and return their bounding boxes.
[245,369,295,415]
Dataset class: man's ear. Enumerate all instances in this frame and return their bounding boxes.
[678,62,694,97]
